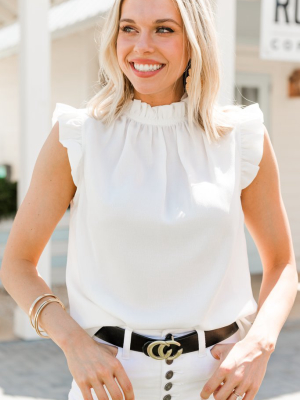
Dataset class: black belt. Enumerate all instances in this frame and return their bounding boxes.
[94,322,239,361]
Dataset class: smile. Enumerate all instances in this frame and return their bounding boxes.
[129,62,166,77]
[133,63,163,72]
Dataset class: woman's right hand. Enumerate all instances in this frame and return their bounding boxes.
[62,331,135,400]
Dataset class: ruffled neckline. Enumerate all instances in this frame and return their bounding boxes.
[124,92,189,126]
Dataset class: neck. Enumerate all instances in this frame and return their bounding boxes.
[133,85,185,107]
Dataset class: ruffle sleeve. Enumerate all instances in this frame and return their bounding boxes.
[237,103,265,190]
[52,103,88,188]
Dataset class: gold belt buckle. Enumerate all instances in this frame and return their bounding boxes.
[146,334,183,360]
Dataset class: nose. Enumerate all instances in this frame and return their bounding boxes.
[133,31,155,54]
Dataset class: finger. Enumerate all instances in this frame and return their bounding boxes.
[210,345,219,360]
[113,359,135,399]
[91,381,110,400]
[79,385,98,400]
[211,378,239,400]
[212,381,224,395]
[226,374,253,400]
[228,386,256,400]
[211,343,235,360]
[85,372,110,400]
[101,375,125,400]
[240,389,256,400]
[200,371,226,399]
[227,389,247,400]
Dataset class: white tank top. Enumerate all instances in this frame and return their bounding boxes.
[51,93,264,340]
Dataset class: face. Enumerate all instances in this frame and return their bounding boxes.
[117,0,190,106]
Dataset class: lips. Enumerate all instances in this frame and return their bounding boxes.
[129,62,166,76]
[130,59,165,64]
[129,62,164,70]
[129,62,166,67]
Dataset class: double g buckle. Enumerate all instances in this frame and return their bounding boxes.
[146,334,183,360]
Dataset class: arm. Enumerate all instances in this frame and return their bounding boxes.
[200,125,298,400]
[241,125,298,351]
[0,118,140,400]
[0,121,86,351]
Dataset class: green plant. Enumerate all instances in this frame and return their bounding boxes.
[0,179,17,221]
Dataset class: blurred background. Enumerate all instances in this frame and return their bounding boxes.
[0,0,299,399]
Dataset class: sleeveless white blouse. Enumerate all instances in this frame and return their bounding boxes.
[51,93,265,340]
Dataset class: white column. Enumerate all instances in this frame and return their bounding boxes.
[14,0,52,340]
[213,0,237,106]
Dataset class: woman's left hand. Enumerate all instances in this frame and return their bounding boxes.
[200,337,274,400]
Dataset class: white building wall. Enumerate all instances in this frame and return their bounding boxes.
[51,28,99,110]
[0,55,19,182]
[0,26,99,182]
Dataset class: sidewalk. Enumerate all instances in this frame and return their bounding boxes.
[0,274,299,400]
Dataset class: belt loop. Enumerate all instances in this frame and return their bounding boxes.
[121,327,133,360]
[195,326,206,358]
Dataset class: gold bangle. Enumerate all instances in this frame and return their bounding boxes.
[33,298,66,338]
[29,294,58,328]
[34,298,66,338]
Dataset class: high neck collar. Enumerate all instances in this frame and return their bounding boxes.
[124,92,189,126]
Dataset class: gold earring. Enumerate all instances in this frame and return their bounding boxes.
[185,68,192,95]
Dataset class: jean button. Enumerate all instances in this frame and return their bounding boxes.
[165,370,174,379]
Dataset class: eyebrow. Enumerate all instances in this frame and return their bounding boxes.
[119,18,181,27]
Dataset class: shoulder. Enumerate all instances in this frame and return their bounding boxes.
[242,123,277,193]
[52,103,90,135]
[51,103,90,188]
[217,103,270,192]
[233,103,265,191]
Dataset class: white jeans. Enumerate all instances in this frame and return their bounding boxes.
[68,326,241,400]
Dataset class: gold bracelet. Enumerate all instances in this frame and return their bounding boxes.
[34,298,66,338]
[33,298,66,338]
[29,294,58,328]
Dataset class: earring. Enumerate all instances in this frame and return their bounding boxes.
[186,68,204,95]
[185,68,192,95]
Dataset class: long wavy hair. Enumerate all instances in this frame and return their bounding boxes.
[85,0,243,144]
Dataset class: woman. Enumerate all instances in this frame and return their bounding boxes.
[0,0,298,399]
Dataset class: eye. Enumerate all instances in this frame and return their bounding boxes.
[156,26,174,34]
[119,25,174,34]
[120,26,135,33]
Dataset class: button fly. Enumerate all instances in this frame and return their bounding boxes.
[165,370,174,379]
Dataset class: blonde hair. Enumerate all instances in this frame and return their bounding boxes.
[85,0,243,144]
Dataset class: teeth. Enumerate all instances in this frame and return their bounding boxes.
[133,63,163,72]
